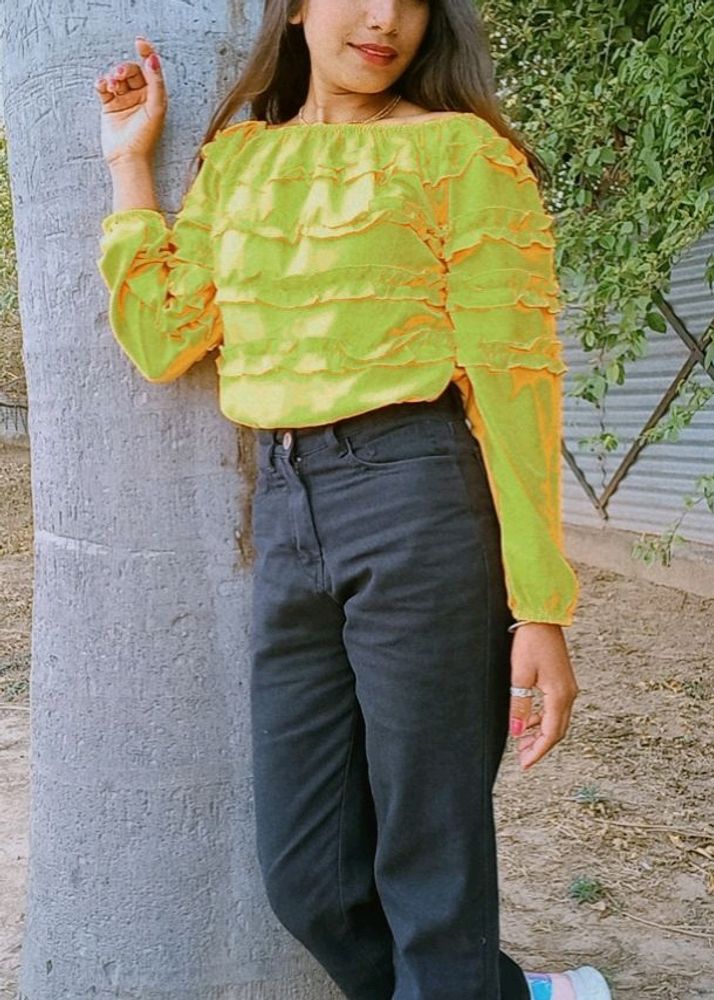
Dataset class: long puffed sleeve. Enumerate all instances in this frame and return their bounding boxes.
[96,131,230,383]
[444,127,579,625]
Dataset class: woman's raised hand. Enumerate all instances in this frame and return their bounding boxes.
[95,36,167,166]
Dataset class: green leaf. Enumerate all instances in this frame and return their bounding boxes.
[646,310,668,333]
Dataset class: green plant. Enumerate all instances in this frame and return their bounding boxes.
[571,784,609,806]
[568,874,607,904]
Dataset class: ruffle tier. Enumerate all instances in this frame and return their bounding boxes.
[215,327,456,377]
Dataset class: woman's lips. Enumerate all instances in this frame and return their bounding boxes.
[349,44,397,66]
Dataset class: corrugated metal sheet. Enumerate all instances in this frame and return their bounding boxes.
[0,398,28,442]
[561,229,714,546]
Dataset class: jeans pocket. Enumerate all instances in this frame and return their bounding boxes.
[342,417,459,470]
[467,434,489,478]
[447,416,489,476]
[451,427,501,531]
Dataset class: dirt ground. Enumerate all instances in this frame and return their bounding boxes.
[1,439,713,999]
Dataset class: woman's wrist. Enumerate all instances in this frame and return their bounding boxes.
[109,156,159,213]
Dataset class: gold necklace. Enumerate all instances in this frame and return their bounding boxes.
[298,93,402,125]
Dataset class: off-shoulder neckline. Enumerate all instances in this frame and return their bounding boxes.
[230,112,483,134]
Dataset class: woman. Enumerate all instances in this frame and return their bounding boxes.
[95,2,611,998]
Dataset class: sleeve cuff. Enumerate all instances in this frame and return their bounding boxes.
[101,208,168,237]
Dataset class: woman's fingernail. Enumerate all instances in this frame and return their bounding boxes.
[148,53,160,70]
[115,64,126,74]
[510,718,524,735]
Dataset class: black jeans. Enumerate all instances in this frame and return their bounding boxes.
[249,382,530,1000]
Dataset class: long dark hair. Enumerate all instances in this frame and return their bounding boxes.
[188,0,550,569]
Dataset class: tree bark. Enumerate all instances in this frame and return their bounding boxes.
[2,4,341,996]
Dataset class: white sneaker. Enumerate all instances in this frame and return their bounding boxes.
[524,964,612,1000]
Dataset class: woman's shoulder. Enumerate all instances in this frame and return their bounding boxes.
[198,119,266,165]
[193,120,272,183]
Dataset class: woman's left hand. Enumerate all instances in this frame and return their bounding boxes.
[508,623,579,771]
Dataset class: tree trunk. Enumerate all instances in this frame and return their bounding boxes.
[2,5,341,996]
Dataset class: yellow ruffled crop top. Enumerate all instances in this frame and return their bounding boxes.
[97,112,579,626]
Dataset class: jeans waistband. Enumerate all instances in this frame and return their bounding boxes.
[256,382,465,453]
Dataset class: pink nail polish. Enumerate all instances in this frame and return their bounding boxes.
[510,718,524,736]
[148,53,160,70]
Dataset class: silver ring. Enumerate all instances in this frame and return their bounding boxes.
[510,685,535,697]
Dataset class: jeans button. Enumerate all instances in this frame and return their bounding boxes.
[282,431,292,449]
